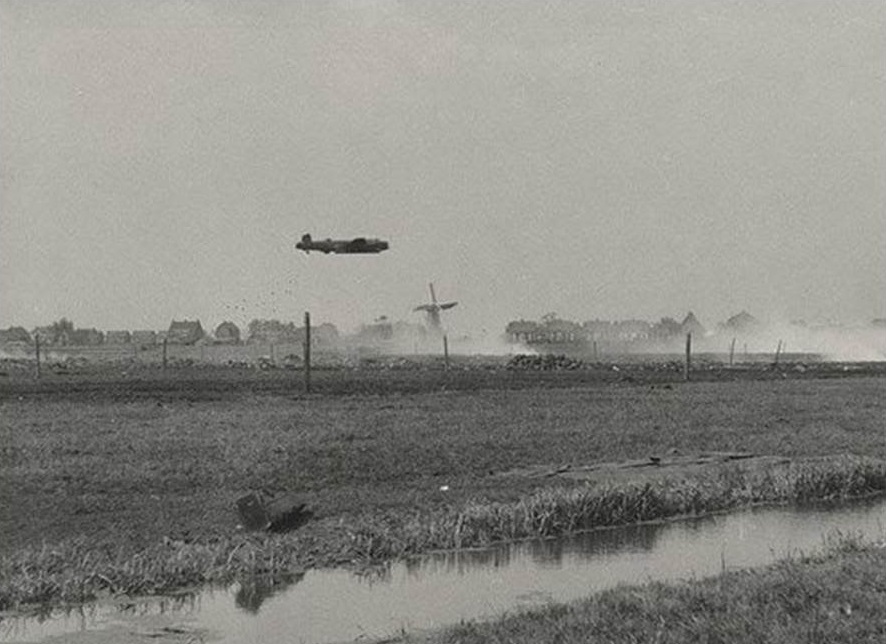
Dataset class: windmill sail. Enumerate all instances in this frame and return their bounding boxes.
[414,283,457,331]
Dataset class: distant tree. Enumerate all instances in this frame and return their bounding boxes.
[214,321,241,344]
[718,311,760,334]
[314,322,339,344]
[46,318,75,345]
[52,318,74,334]
[247,319,262,340]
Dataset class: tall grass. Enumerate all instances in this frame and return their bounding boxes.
[2,455,886,612]
[347,455,886,561]
[0,534,308,612]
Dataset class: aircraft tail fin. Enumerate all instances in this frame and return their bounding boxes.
[297,233,312,253]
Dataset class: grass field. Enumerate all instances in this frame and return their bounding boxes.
[1,361,885,622]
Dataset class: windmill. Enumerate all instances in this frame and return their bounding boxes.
[413,283,458,332]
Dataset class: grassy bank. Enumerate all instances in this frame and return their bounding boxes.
[414,537,886,644]
[1,371,885,613]
[2,455,885,611]
[346,455,886,561]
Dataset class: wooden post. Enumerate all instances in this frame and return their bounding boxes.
[774,339,783,365]
[162,338,168,370]
[443,334,450,370]
[593,340,598,362]
[684,332,692,381]
[729,337,736,366]
[35,333,41,378]
[303,312,311,393]
[744,343,748,362]
[270,343,275,366]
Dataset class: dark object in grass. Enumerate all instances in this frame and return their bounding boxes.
[236,493,270,530]
[236,492,311,533]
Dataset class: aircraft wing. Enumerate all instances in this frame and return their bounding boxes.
[344,238,387,253]
[344,238,367,251]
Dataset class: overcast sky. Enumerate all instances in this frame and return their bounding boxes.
[1,0,883,335]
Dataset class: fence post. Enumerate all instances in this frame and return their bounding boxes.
[729,337,736,366]
[162,338,168,370]
[684,332,692,381]
[35,333,42,378]
[303,312,311,393]
[774,339,783,366]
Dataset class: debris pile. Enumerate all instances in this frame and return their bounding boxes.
[167,357,195,368]
[506,354,585,371]
[0,358,34,375]
[281,354,302,370]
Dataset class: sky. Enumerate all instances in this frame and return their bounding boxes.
[1,0,884,336]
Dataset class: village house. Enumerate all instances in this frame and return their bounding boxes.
[33,326,63,345]
[311,322,340,347]
[105,330,132,344]
[582,319,653,343]
[131,330,157,348]
[0,326,32,345]
[246,319,299,344]
[68,328,104,346]
[505,315,586,345]
[167,320,205,345]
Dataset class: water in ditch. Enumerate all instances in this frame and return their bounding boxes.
[3,497,886,644]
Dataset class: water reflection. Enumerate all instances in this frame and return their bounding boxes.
[399,515,689,580]
[4,498,886,644]
[522,520,667,565]
[234,572,305,614]
[0,592,199,643]
[401,543,514,578]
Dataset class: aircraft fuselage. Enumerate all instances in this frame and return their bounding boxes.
[296,234,389,254]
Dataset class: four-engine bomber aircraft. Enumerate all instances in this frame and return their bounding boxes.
[296,234,390,254]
